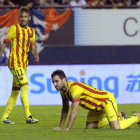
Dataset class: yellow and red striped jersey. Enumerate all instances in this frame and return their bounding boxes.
[4,24,35,69]
[60,81,110,111]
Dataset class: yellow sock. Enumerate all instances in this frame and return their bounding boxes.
[98,118,109,128]
[1,89,19,120]
[20,85,31,118]
[119,116,138,129]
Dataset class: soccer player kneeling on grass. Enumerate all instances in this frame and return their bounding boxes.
[51,70,140,130]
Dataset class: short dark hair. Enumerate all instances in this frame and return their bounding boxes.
[51,70,66,80]
[20,7,30,15]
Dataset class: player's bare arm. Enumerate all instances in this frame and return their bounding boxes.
[0,43,8,58]
[65,100,80,130]
[31,45,39,64]
[54,96,69,130]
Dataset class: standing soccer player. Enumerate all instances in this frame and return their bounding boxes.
[0,7,39,124]
[51,70,140,130]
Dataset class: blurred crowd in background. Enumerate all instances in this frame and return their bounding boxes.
[0,0,140,8]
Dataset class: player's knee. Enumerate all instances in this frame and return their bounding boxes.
[109,120,120,129]
[12,87,20,91]
[21,83,29,89]
[21,84,29,95]
[86,122,98,129]
[12,87,20,96]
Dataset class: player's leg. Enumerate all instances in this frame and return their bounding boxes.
[15,68,38,123]
[104,92,120,129]
[98,112,126,128]
[86,111,126,129]
[85,95,124,129]
[86,110,106,129]
[119,113,140,129]
[98,118,109,128]
[105,92,140,129]
[1,69,20,124]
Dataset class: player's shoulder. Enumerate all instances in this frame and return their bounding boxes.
[70,81,85,87]
[8,24,17,31]
[69,81,83,91]
[28,26,35,32]
[70,81,91,92]
[68,81,75,85]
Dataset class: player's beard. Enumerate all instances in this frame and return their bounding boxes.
[55,84,63,91]
[55,81,67,91]
[20,20,29,28]
[21,22,27,27]
[56,85,65,92]
[61,83,67,92]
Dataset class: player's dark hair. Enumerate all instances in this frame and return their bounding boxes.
[20,6,30,15]
[51,70,67,80]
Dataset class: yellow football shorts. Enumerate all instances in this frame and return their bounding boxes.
[86,92,118,123]
[9,68,28,87]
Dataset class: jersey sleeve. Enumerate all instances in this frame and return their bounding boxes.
[70,86,82,102]
[4,25,16,43]
[30,28,35,46]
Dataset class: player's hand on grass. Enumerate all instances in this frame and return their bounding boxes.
[53,127,62,131]
[64,128,70,131]
[53,127,70,131]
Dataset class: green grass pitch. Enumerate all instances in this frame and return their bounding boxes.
[0,104,140,140]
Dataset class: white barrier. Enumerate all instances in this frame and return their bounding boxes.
[74,9,140,45]
[0,64,140,105]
